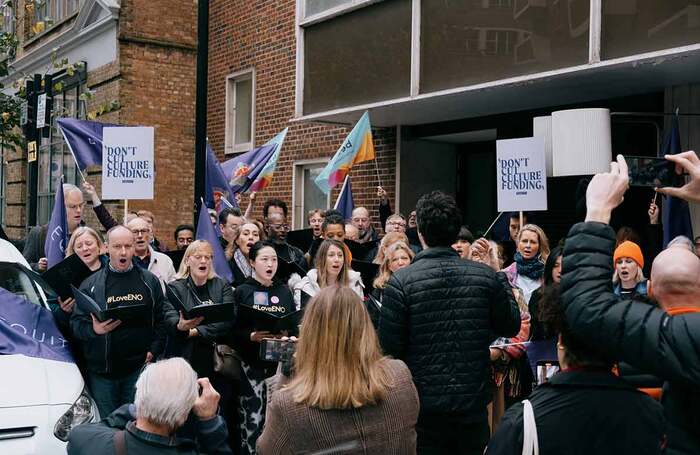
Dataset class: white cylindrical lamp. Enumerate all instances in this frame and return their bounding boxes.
[551,108,612,177]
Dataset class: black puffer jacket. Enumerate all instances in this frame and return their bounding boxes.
[379,247,521,420]
[561,222,700,454]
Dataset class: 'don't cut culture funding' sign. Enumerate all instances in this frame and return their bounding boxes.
[102,126,154,200]
[496,137,547,213]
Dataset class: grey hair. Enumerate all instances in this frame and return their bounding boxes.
[668,235,696,254]
[105,225,133,243]
[62,183,81,197]
[134,358,198,431]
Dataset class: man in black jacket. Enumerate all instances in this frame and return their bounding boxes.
[265,212,307,281]
[70,225,189,417]
[561,152,700,454]
[379,190,521,455]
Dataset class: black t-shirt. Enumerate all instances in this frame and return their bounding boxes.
[235,278,295,319]
[105,267,150,308]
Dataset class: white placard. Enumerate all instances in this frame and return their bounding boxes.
[102,126,154,200]
[496,137,548,212]
[36,94,46,129]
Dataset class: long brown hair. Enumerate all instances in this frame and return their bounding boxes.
[224,220,265,260]
[314,239,351,287]
[373,241,414,290]
[286,287,392,409]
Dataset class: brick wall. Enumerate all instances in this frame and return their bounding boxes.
[116,0,198,249]
[207,0,397,232]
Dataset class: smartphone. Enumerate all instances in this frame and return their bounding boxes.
[625,155,682,188]
[536,360,560,385]
[259,338,296,362]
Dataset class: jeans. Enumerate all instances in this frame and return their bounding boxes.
[87,369,140,418]
[417,414,490,455]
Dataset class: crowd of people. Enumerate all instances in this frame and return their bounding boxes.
[5,152,700,454]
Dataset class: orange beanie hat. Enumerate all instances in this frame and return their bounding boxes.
[614,241,644,269]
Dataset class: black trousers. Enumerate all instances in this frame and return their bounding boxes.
[417,414,490,455]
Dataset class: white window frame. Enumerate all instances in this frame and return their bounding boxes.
[225,69,256,155]
[291,159,332,230]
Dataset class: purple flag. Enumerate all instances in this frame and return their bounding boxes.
[334,176,355,221]
[221,144,277,194]
[57,118,116,170]
[659,114,693,247]
[0,287,74,363]
[205,142,238,211]
[44,178,68,268]
[196,202,233,282]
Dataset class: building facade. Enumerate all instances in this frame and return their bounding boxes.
[209,0,700,242]
[2,0,197,248]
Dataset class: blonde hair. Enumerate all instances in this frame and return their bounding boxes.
[372,231,409,264]
[315,239,351,287]
[286,287,392,409]
[66,226,104,257]
[518,224,550,263]
[225,221,264,260]
[373,241,414,290]
[612,263,646,285]
[176,240,218,280]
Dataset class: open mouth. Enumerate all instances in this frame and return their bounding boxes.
[246,242,254,249]
[264,268,273,276]
[119,258,128,265]
[620,271,629,279]
[198,265,207,272]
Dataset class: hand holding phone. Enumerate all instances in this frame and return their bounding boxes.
[625,155,682,188]
[260,338,296,362]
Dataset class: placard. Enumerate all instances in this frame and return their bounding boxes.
[496,137,547,212]
[102,126,154,200]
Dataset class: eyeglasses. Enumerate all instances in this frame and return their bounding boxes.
[387,221,406,228]
[131,229,150,235]
[269,224,290,231]
[191,254,212,261]
[66,202,86,211]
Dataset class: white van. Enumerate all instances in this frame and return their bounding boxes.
[0,239,99,454]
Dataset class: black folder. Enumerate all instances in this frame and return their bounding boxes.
[164,249,186,271]
[367,294,382,312]
[42,254,95,300]
[237,304,302,334]
[345,239,378,262]
[276,259,308,281]
[165,284,235,323]
[351,260,380,295]
[71,285,149,324]
[286,228,314,253]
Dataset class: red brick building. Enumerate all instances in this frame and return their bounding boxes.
[2,0,198,248]
[206,0,398,231]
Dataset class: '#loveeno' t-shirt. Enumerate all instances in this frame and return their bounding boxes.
[105,267,150,308]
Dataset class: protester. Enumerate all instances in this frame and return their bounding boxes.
[219,207,245,250]
[174,224,195,251]
[668,235,696,253]
[265,211,307,281]
[407,210,416,229]
[67,357,231,454]
[307,209,324,240]
[69,225,186,417]
[385,213,407,234]
[23,183,86,272]
[452,226,474,259]
[307,214,346,267]
[561,152,700,454]
[379,191,520,454]
[351,207,378,244]
[225,221,262,287]
[370,241,414,327]
[528,247,562,345]
[371,231,410,264]
[613,240,648,298]
[232,240,297,454]
[137,209,167,252]
[82,181,120,231]
[66,226,108,272]
[166,240,234,378]
[501,223,550,304]
[289,239,364,309]
[127,217,177,287]
[257,287,419,454]
[485,284,665,455]
[499,212,528,267]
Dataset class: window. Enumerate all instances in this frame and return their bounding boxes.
[33,0,79,32]
[304,0,363,19]
[35,77,85,225]
[484,30,518,56]
[293,162,330,229]
[225,71,254,154]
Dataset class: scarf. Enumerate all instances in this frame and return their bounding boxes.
[234,248,253,278]
[514,251,545,280]
[358,226,375,244]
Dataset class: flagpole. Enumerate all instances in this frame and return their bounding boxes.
[124,199,129,224]
[373,157,382,188]
[58,125,87,183]
[483,212,503,238]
